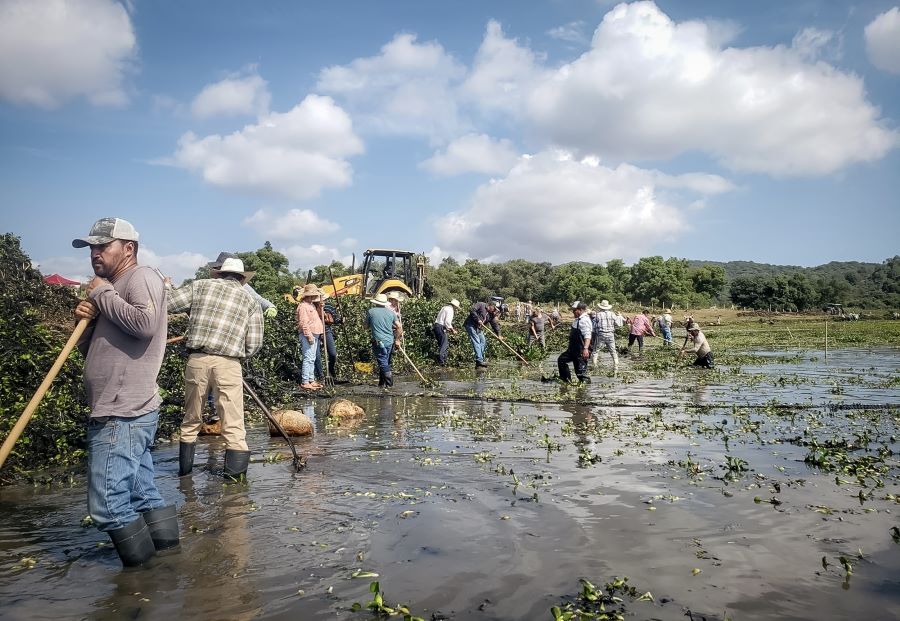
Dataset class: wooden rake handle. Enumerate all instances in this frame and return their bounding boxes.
[485,328,531,366]
[395,343,428,384]
[0,318,90,469]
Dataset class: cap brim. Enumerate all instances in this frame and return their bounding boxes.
[72,235,114,248]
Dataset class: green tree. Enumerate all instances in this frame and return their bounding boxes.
[691,265,727,300]
[626,256,693,306]
[548,263,613,303]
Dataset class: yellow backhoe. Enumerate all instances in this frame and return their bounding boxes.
[320,249,427,300]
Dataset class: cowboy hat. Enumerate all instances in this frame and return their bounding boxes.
[449,298,460,309]
[598,300,613,310]
[370,293,389,306]
[207,251,236,269]
[298,283,322,300]
[210,257,254,283]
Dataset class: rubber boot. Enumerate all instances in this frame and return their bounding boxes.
[178,441,195,477]
[223,449,250,480]
[108,517,156,568]
[382,371,393,388]
[142,504,180,554]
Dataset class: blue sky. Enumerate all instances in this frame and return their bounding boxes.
[1,0,898,283]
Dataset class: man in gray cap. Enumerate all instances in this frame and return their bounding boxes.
[72,217,179,568]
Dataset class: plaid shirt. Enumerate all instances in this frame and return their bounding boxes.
[167,278,263,358]
[594,310,618,336]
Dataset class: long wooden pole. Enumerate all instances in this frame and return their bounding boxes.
[485,327,531,366]
[241,379,305,471]
[0,319,89,469]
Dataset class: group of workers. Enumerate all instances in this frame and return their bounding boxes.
[66,215,714,569]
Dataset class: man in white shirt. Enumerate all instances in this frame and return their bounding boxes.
[433,299,461,365]
[558,301,593,383]
[679,321,714,368]
[657,308,673,345]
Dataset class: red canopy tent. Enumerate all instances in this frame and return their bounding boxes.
[43,273,81,286]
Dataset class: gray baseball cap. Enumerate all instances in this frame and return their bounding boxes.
[72,218,140,248]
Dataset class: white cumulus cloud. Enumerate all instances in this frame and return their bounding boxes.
[164,94,364,201]
[421,133,519,176]
[0,0,137,108]
[791,27,842,62]
[525,1,896,176]
[243,208,340,241]
[461,20,545,118]
[547,21,589,45]
[435,150,732,263]
[317,32,467,141]
[865,7,900,74]
[191,71,271,119]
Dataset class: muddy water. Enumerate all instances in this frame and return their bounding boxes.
[1,350,898,620]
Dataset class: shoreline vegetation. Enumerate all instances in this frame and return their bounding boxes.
[1,233,898,481]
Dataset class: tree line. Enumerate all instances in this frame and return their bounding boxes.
[182,243,900,311]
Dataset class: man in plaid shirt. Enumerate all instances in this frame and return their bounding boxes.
[167,258,263,480]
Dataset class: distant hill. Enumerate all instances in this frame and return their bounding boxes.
[686,259,882,282]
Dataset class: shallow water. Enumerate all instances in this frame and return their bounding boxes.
[1,349,898,620]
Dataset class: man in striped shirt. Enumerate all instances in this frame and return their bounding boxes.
[167,258,264,480]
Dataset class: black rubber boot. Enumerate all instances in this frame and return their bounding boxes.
[142,504,180,554]
[178,441,195,477]
[108,517,156,568]
[383,372,393,388]
[223,449,250,480]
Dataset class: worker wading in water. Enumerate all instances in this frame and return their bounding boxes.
[558,301,593,384]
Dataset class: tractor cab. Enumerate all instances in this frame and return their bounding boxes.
[320,248,427,300]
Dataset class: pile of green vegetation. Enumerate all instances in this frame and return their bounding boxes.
[0,235,565,479]
[0,234,88,478]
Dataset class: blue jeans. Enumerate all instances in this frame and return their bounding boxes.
[373,342,391,375]
[465,324,486,363]
[660,325,672,345]
[87,410,164,532]
[300,334,319,383]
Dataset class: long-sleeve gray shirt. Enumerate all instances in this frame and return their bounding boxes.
[77,265,167,418]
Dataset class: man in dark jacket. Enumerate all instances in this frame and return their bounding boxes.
[463,301,500,368]
[558,301,593,383]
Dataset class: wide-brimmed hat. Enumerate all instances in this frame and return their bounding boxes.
[450,298,460,309]
[210,257,254,283]
[686,321,701,332]
[598,300,612,310]
[298,283,322,300]
[206,251,237,269]
[72,217,139,248]
[664,308,672,313]
[370,293,389,306]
